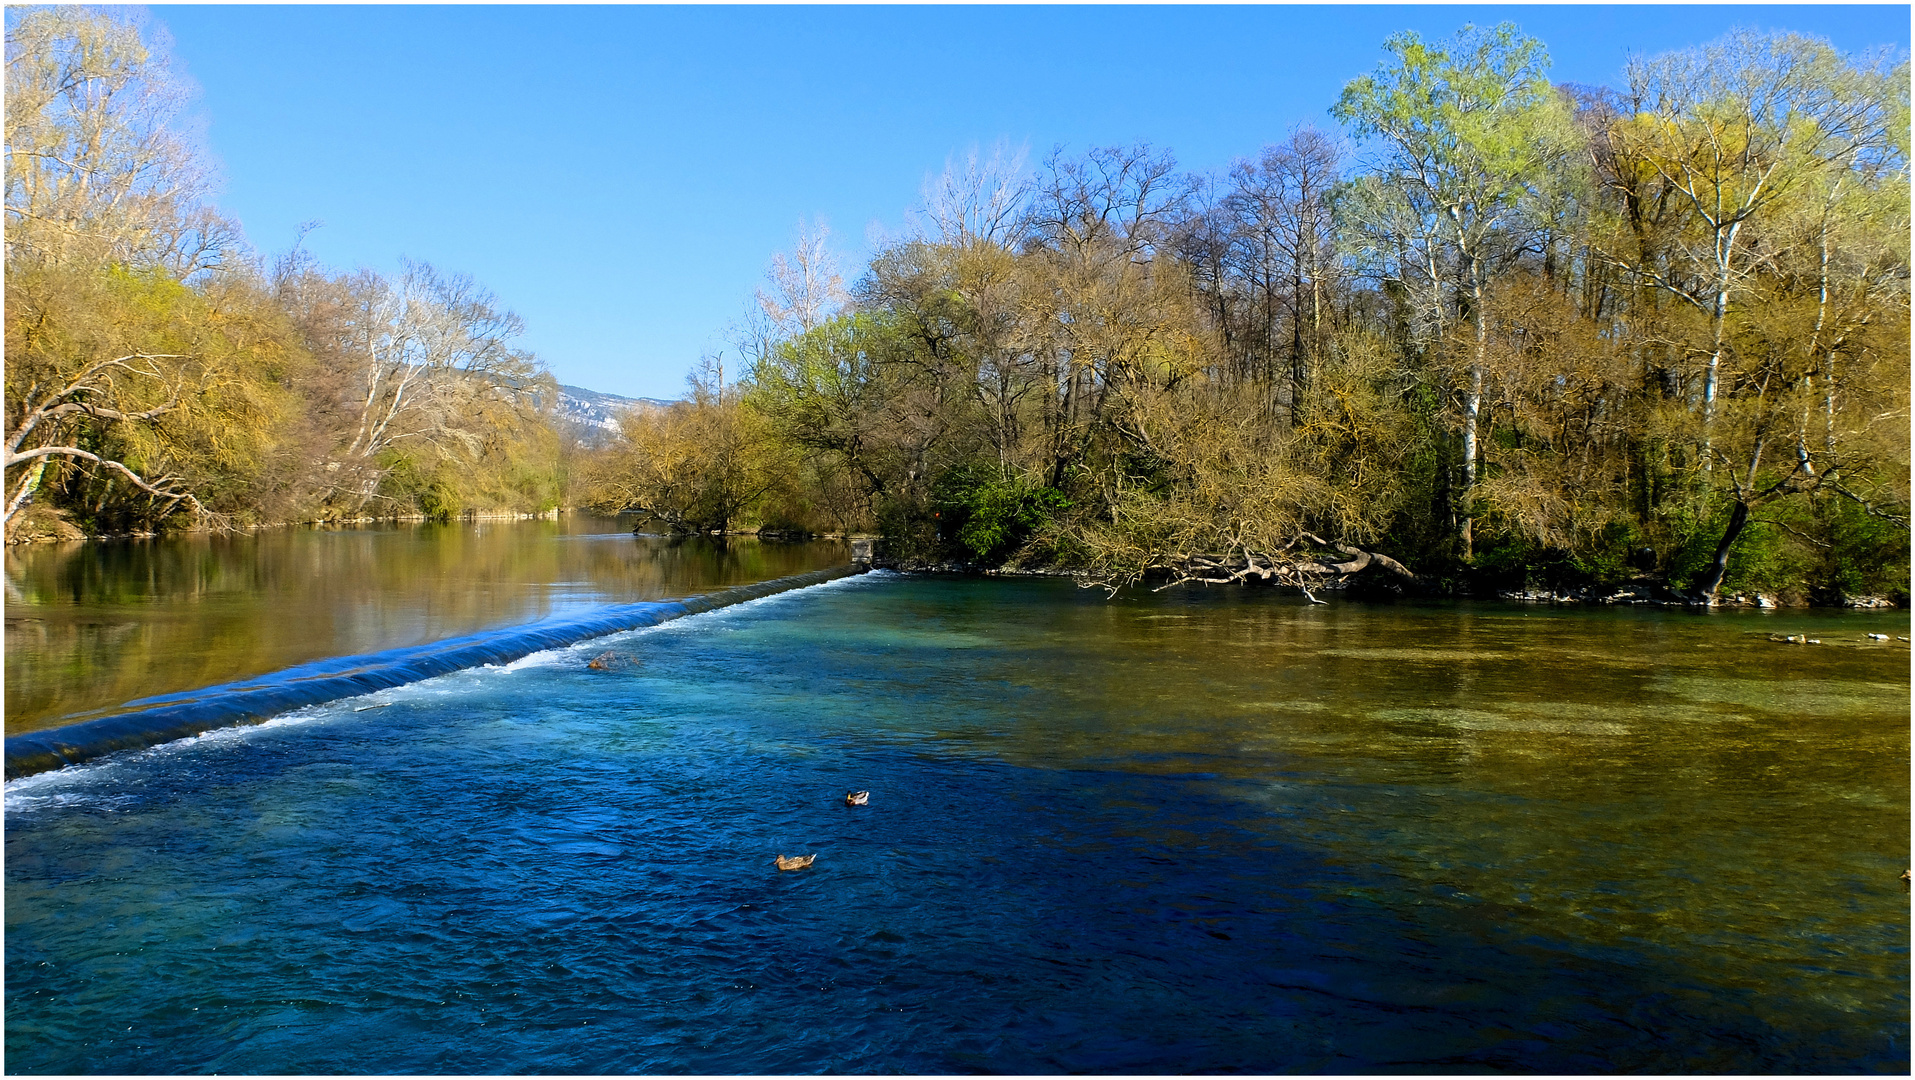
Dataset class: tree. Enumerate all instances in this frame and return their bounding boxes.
[749,312,915,514]
[274,254,554,518]
[746,218,848,349]
[1334,23,1579,558]
[919,140,1030,249]
[589,23,1902,606]
[4,9,262,540]
[5,261,298,534]
[1592,31,1909,598]
[580,357,782,533]
[4,7,236,275]
[1599,32,1905,439]
[1024,143,1198,491]
[1220,127,1345,422]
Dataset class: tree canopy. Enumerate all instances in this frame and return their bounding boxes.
[5,8,564,539]
[577,23,1908,604]
[8,11,1907,605]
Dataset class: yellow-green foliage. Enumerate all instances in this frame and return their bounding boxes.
[6,260,303,529]
[596,26,1905,601]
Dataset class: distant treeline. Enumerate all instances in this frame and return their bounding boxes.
[7,11,1908,604]
[578,23,1910,603]
[5,8,567,540]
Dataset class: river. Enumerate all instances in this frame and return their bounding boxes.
[3,515,845,733]
[4,521,1909,1072]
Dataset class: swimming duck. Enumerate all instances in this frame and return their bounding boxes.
[775,854,816,871]
[845,790,870,806]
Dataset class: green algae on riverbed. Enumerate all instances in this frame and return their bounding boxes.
[5,571,1907,1072]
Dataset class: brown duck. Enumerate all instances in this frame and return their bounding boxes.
[775,854,816,871]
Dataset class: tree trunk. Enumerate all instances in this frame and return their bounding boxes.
[1696,498,1750,600]
[4,457,51,530]
[1461,266,1487,561]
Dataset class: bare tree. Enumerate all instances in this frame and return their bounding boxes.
[276,256,551,517]
[4,7,237,276]
[1222,127,1345,421]
[1029,142,1192,265]
[920,140,1030,248]
[755,217,848,338]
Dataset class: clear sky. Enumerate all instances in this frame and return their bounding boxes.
[145,4,1911,400]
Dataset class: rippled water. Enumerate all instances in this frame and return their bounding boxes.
[6,574,1909,1072]
[2,517,844,733]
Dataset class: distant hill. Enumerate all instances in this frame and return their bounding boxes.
[552,384,673,445]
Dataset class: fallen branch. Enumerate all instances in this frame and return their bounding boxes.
[1089,535,1417,598]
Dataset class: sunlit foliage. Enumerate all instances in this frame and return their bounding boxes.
[578,22,1907,603]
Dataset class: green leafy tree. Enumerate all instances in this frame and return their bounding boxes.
[1334,23,1580,558]
[1592,31,1909,598]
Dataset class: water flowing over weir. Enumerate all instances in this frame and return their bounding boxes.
[5,573,1907,1073]
[4,565,864,779]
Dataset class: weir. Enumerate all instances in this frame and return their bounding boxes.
[4,564,866,780]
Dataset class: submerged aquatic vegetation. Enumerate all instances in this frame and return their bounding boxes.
[6,574,1907,1072]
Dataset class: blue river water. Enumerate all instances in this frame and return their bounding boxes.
[6,572,1909,1072]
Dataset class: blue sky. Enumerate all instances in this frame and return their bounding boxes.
[146,5,1911,400]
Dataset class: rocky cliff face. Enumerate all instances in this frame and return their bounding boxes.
[552,384,672,446]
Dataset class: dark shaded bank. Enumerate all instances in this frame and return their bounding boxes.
[873,554,1907,610]
[4,565,864,779]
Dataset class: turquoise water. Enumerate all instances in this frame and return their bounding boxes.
[6,573,1909,1072]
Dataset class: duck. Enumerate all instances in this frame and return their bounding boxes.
[775,853,816,871]
[845,790,870,806]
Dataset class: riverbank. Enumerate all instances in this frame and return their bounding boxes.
[3,504,570,545]
[872,554,1905,610]
[7,507,1902,610]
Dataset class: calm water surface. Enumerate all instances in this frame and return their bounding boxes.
[3,516,844,733]
[5,561,1909,1072]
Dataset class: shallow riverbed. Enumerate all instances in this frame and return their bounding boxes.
[5,567,1907,1072]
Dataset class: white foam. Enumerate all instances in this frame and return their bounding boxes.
[5,704,346,812]
[5,570,894,800]
[494,650,568,673]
